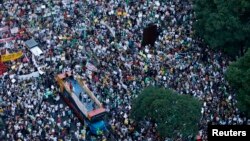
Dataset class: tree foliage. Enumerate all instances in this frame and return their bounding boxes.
[131,87,202,138]
[194,0,250,56]
[226,49,250,117]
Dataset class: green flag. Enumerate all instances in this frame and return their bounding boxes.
[70,39,77,47]
[126,0,129,5]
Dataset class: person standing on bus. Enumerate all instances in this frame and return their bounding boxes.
[69,82,73,92]
[79,92,82,102]
[83,93,88,103]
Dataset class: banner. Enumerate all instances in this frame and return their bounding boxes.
[0,37,15,43]
[18,71,40,81]
[0,26,9,32]
[1,51,23,62]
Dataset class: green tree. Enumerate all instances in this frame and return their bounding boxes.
[194,0,250,57]
[131,87,202,139]
[226,49,250,117]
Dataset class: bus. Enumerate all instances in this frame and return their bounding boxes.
[55,71,108,135]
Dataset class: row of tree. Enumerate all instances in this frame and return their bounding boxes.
[194,0,250,57]
[226,50,250,117]
[194,0,250,117]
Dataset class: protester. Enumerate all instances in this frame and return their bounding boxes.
[0,0,248,140]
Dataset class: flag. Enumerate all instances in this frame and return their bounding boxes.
[44,89,53,98]
[0,37,15,43]
[86,62,97,72]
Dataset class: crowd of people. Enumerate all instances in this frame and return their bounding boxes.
[0,0,249,141]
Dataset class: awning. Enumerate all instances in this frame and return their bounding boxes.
[30,46,43,56]
[25,38,38,48]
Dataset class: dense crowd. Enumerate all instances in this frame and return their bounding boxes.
[0,0,249,141]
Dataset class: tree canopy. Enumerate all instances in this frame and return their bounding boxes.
[226,49,250,117]
[194,0,250,56]
[130,87,202,139]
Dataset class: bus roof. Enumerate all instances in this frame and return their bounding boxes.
[56,72,106,120]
